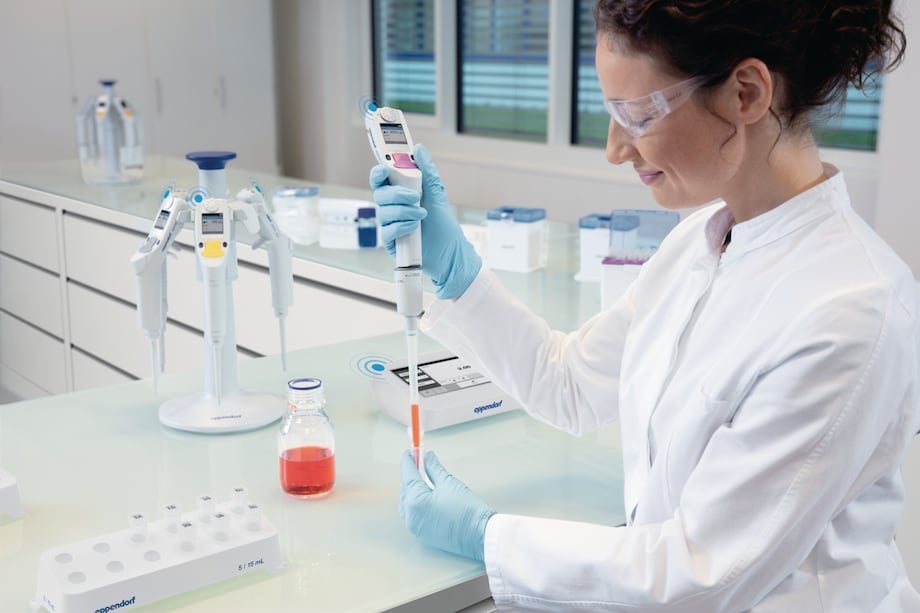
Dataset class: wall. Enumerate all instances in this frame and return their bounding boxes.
[875,0,920,275]
[0,0,278,174]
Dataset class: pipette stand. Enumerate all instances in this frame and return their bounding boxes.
[159,151,284,433]
[30,489,282,613]
[0,465,25,518]
[76,79,143,186]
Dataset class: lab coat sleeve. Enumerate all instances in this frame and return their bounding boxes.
[422,268,635,435]
[483,287,919,612]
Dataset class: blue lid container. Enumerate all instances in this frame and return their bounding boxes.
[272,185,320,199]
[487,206,546,223]
[578,213,612,229]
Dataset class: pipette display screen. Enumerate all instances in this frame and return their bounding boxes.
[392,356,491,398]
[154,210,170,230]
[201,213,224,234]
[380,123,408,145]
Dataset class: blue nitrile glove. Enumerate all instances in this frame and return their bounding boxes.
[370,143,482,300]
[399,450,495,562]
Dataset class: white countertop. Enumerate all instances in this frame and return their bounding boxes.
[0,332,626,612]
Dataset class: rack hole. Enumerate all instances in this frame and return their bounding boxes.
[106,561,124,573]
[93,542,111,553]
[67,571,86,584]
[144,550,161,562]
[54,553,73,564]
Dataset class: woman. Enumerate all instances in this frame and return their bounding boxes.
[371,1,919,610]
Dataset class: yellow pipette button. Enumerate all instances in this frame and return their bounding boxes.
[202,240,225,258]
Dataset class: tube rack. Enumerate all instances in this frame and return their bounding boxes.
[0,465,24,518]
[30,488,283,613]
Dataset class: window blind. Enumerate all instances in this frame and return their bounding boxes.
[372,0,436,114]
[459,0,550,141]
[572,0,884,151]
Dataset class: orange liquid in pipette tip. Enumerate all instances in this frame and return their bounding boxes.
[411,403,421,466]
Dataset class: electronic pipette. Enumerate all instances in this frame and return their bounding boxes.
[365,104,425,472]
[194,196,233,404]
[130,186,191,391]
[235,182,294,371]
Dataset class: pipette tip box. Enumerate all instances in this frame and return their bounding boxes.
[30,488,283,613]
[486,206,547,273]
[576,213,612,282]
[0,465,25,518]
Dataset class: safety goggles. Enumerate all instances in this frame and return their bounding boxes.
[604,76,707,138]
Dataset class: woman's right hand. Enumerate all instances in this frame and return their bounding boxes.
[370,143,482,300]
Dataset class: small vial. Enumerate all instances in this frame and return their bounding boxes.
[278,378,335,498]
[357,207,378,248]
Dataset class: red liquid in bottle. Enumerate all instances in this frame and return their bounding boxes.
[280,445,335,497]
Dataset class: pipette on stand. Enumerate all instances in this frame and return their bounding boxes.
[130,188,191,391]
[236,183,294,372]
[365,104,425,474]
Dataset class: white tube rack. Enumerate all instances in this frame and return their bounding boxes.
[0,465,24,518]
[30,488,283,613]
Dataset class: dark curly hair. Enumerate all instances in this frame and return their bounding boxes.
[594,0,906,132]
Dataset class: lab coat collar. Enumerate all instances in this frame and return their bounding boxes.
[709,164,846,262]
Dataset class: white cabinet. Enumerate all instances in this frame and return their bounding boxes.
[66,0,150,126]
[0,254,63,338]
[0,311,67,397]
[0,0,76,164]
[71,348,133,390]
[142,0,279,174]
[1,185,403,398]
[0,195,60,272]
[0,1,278,174]
[67,281,210,380]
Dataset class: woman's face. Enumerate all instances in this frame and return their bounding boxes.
[595,36,742,210]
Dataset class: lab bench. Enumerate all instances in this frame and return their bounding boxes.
[0,156,602,401]
[0,331,626,612]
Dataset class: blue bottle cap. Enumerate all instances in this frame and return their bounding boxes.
[186,151,237,170]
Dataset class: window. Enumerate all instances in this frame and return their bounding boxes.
[572,0,604,147]
[458,0,550,142]
[371,0,885,152]
[571,0,884,151]
[813,76,884,150]
[372,0,436,114]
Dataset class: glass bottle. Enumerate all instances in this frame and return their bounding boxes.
[278,378,335,498]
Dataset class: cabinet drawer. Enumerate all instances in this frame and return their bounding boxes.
[0,253,63,337]
[71,348,134,391]
[66,282,245,380]
[0,195,59,272]
[278,278,404,354]
[0,310,67,394]
[64,213,190,303]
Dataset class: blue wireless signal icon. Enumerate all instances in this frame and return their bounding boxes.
[187,186,209,206]
[357,95,381,119]
[161,181,177,201]
[351,353,392,380]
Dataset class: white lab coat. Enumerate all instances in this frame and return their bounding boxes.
[421,167,920,612]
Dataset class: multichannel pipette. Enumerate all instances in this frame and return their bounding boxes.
[365,104,425,472]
